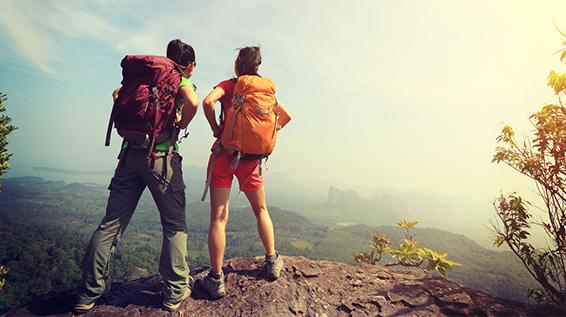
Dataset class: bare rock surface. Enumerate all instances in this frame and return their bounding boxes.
[4,256,562,317]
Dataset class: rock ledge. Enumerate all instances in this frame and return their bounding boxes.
[5,256,561,316]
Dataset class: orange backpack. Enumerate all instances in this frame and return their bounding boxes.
[221,75,279,159]
[201,75,279,201]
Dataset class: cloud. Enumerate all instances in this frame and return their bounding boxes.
[43,2,117,40]
[0,0,119,77]
[0,0,210,76]
[0,1,57,75]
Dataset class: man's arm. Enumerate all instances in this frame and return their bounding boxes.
[177,86,198,129]
[202,86,225,137]
[112,85,122,101]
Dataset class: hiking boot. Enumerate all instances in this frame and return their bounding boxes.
[162,283,192,312]
[73,280,111,314]
[197,271,225,300]
[265,252,284,280]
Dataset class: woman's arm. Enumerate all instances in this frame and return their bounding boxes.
[203,86,225,137]
[276,102,292,130]
[177,86,199,129]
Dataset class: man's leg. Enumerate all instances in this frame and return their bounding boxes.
[142,153,190,304]
[78,160,145,305]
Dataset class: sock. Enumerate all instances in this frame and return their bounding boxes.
[208,271,222,280]
[266,251,278,263]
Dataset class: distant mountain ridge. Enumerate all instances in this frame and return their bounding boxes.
[325,186,364,205]
[33,166,113,175]
[314,186,497,247]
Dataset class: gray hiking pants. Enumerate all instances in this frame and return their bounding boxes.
[78,148,190,304]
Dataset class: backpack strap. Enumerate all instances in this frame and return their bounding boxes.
[201,143,224,201]
[219,97,225,127]
[230,151,241,170]
[161,127,180,184]
[178,128,189,143]
[105,101,117,146]
[147,87,159,168]
[227,104,243,140]
[219,78,237,127]
[118,141,131,169]
[258,156,269,176]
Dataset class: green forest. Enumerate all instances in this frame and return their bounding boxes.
[0,177,539,312]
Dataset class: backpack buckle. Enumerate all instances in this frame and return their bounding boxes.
[118,130,150,147]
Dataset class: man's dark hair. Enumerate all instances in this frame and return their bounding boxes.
[235,46,261,76]
[167,39,195,67]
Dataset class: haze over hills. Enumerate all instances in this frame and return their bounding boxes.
[304,186,497,248]
[14,165,498,246]
[0,176,540,312]
[25,164,319,209]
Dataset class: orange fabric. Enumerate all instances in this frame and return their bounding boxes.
[221,75,278,155]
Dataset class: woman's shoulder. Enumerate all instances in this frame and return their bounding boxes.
[216,78,237,90]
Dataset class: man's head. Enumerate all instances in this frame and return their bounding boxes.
[167,39,196,77]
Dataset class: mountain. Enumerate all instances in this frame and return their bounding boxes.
[4,256,560,317]
[0,177,541,312]
[325,186,364,206]
[306,186,496,247]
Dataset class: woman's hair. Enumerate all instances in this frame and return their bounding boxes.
[235,46,261,76]
[167,39,195,67]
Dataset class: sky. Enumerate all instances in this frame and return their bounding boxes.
[1,0,566,209]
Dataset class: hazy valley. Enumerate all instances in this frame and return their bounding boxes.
[0,176,539,312]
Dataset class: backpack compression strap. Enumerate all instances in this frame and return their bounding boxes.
[105,101,117,146]
[201,143,224,201]
[147,87,159,168]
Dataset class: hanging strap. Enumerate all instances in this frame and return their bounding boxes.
[201,144,224,201]
[147,87,159,168]
[272,98,279,138]
[177,128,189,143]
[219,101,225,127]
[258,156,270,176]
[159,127,180,184]
[105,101,118,146]
[118,141,131,169]
[230,151,241,170]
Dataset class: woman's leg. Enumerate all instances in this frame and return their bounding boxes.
[208,186,231,274]
[245,186,276,256]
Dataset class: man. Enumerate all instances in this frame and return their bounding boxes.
[74,39,198,313]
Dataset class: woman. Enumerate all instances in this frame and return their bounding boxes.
[198,46,292,299]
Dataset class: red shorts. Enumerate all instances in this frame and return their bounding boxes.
[206,150,263,192]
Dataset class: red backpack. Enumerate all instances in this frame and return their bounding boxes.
[105,55,183,165]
